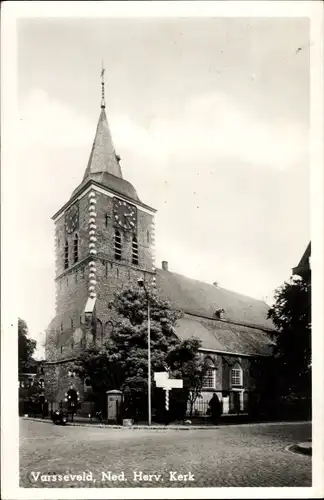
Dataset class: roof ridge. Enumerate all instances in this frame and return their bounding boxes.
[156,267,268,305]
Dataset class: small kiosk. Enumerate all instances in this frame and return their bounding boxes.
[106,390,123,424]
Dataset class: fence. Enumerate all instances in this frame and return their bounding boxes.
[189,391,253,417]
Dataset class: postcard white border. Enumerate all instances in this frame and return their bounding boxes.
[1,1,323,499]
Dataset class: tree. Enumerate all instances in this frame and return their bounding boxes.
[166,338,211,416]
[18,318,36,373]
[267,276,311,398]
[74,285,204,419]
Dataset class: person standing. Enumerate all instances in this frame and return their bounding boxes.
[208,393,221,424]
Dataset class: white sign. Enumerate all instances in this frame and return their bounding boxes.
[154,372,168,385]
[154,371,183,390]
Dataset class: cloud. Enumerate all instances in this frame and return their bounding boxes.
[111,91,308,172]
[20,88,307,177]
[19,88,93,149]
[16,88,307,349]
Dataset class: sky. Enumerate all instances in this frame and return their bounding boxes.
[17,17,310,358]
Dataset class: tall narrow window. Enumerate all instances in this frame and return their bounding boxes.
[203,360,216,389]
[114,230,122,261]
[73,234,79,263]
[147,230,150,243]
[96,319,103,345]
[104,321,114,339]
[132,236,139,265]
[231,364,243,387]
[64,241,69,269]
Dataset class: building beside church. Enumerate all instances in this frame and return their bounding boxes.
[45,77,275,415]
[292,242,311,283]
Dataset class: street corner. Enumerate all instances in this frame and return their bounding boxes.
[286,441,312,456]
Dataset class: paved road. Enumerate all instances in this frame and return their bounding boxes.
[20,419,311,488]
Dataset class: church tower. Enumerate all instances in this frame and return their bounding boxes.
[45,70,156,401]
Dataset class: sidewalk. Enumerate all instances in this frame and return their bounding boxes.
[22,412,251,428]
[22,415,311,430]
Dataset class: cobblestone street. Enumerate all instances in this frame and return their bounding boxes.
[20,419,311,488]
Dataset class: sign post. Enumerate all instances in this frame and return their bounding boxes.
[154,372,183,421]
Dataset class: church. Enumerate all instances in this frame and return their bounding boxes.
[45,75,275,416]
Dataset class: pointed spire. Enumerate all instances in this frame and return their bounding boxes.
[82,66,123,181]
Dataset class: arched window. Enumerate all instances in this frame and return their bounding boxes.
[96,319,103,345]
[202,358,216,388]
[64,241,69,269]
[231,363,243,387]
[73,234,79,263]
[114,230,122,261]
[104,321,114,339]
[132,236,139,265]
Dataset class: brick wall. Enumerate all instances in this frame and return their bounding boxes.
[221,356,256,391]
[46,183,156,400]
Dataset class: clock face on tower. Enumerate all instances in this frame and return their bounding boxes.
[113,198,137,232]
[65,203,79,234]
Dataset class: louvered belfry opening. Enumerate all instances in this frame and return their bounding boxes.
[114,230,122,260]
[64,241,69,269]
[73,234,79,263]
[132,236,139,265]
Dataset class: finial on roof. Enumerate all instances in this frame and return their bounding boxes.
[100,61,105,109]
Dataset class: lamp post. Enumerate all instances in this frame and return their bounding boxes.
[138,278,151,426]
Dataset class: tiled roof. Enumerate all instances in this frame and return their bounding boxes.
[292,242,311,278]
[71,172,140,202]
[175,314,274,357]
[155,269,274,331]
[83,108,122,180]
[72,108,141,203]
[155,268,275,357]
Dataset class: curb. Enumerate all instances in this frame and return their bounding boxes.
[22,417,311,431]
[22,418,218,430]
[285,443,312,456]
[295,442,312,456]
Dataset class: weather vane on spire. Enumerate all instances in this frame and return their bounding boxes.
[101,61,105,109]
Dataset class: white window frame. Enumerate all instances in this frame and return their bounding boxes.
[203,367,216,389]
[231,365,243,387]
